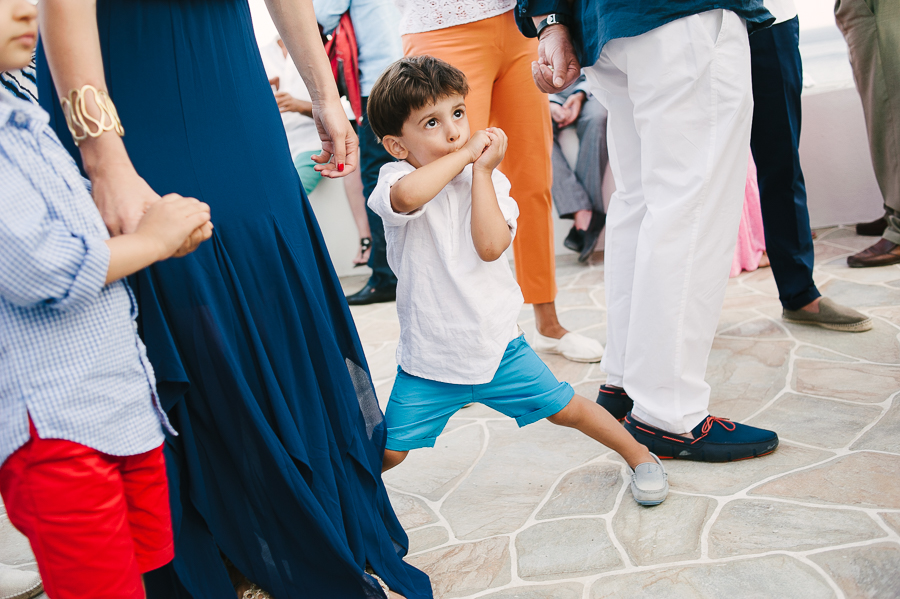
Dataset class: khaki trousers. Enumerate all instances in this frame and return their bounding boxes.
[835,0,900,243]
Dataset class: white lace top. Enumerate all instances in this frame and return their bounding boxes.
[395,0,517,35]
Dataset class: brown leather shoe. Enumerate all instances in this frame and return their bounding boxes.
[847,238,900,268]
[856,216,888,237]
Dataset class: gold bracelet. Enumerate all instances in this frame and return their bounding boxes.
[60,84,124,146]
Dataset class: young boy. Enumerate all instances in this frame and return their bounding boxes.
[366,55,668,506]
[0,2,213,597]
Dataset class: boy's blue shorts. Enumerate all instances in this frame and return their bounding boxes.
[384,335,575,451]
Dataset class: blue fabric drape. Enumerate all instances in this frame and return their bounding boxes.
[37,1,431,597]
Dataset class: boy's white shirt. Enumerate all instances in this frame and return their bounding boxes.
[369,160,524,385]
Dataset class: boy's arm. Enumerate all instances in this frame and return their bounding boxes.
[470,128,512,262]
[104,194,212,284]
[390,131,492,214]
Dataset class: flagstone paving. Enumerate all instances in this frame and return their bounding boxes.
[355,226,900,599]
[1,227,898,599]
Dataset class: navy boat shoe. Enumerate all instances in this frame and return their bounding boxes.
[623,413,778,462]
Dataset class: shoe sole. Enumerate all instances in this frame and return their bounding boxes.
[782,316,873,332]
[631,484,668,506]
[534,347,603,363]
[627,424,780,463]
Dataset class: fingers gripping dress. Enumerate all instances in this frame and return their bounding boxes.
[37,1,432,597]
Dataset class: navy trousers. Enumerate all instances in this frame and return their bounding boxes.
[749,17,820,311]
[360,96,398,289]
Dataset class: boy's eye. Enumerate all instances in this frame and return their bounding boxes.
[425,119,437,129]
[453,109,464,119]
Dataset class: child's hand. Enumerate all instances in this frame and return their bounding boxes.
[473,127,508,173]
[136,194,213,260]
[462,130,492,164]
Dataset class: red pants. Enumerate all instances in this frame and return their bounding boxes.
[0,421,173,599]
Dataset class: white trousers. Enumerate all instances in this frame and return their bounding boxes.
[585,10,753,434]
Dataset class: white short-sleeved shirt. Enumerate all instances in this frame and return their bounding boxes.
[369,161,524,385]
[394,0,516,35]
[259,39,321,158]
[764,0,798,24]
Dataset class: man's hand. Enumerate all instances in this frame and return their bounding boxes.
[462,130,492,163]
[531,24,581,93]
[275,90,313,116]
[549,102,568,125]
[474,128,508,173]
[558,92,586,127]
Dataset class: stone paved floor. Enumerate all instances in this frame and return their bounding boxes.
[349,226,900,599]
[1,227,898,599]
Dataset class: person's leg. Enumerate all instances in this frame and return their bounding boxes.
[749,17,819,310]
[342,169,372,266]
[572,98,609,261]
[547,394,651,467]
[836,0,900,261]
[346,96,398,304]
[584,57,645,392]
[551,125,593,220]
[573,98,609,217]
[0,424,146,599]
[602,11,752,434]
[293,151,322,196]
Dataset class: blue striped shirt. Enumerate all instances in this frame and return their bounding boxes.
[0,92,174,467]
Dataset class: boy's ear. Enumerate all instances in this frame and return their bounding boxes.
[382,136,408,161]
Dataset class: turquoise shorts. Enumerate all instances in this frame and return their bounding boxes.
[384,335,575,451]
[294,150,321,195]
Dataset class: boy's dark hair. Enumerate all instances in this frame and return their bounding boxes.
[367,55,469,141]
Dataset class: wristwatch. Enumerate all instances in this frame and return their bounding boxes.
[536,13,572,39]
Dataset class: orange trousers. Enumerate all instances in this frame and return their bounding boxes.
[403,10,557,304]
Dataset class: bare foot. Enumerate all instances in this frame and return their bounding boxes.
[758,251,770,268]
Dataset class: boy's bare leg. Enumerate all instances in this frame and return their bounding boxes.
[547,395,653,468]
[382,449,408,472]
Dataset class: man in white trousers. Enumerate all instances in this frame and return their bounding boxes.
[515,2,780,462]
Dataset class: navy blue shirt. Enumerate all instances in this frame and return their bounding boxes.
[516,0,774,67]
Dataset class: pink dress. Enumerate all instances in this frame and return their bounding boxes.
[730,155,767,277]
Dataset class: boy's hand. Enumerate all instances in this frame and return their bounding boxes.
[462,130,492,164]
[136,194,213,260]
[473,127,507,173]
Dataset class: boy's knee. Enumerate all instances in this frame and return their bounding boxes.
[382,449,409,472]
[547,400,578,427]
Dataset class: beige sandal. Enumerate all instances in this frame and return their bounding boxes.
[242,584,273,599]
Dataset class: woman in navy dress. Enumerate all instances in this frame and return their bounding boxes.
[37,1,431,597]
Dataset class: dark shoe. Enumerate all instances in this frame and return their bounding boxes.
[578,211,606,263]
[596,385,633,421]
[345,283,396,305]
[623,413,779,462]
[564,226,585,253]
[782,297,873,332]
[847,238,900,268]
[856,216,888,237]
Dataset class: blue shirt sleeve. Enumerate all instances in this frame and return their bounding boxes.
[0,163,110,312]
[515,0,573,38]
[313,0,350,34]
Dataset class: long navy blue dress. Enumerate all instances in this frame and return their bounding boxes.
[38,1,432,597]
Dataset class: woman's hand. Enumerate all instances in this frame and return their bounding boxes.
[89,159,160,235]
[311,98,359,178]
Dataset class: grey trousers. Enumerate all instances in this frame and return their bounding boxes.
[835,0,900,243]
[550,97,609,219]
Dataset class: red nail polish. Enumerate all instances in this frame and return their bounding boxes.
[338,163,345,172]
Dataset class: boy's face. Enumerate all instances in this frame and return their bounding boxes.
[0,0,36,73]
[383,94,470,168]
